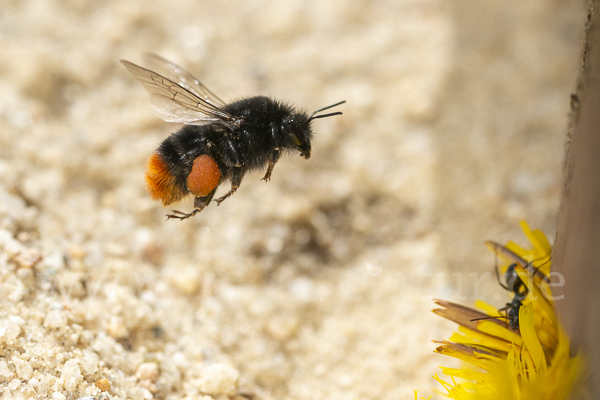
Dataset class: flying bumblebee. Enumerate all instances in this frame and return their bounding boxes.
[121,54,345,220]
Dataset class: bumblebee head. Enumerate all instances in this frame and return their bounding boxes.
[296,133,312,160]
[282,100,345,160]
[284,113,312,159]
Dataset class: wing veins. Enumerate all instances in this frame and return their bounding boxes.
[143,53,226,107]
[120,59,237,126]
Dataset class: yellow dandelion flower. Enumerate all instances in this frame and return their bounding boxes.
[428,222,584,399]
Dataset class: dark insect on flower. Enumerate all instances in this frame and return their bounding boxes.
[497,263,528,330]
[120,54,345,220]
[470,263,528,331]
[472,243,552,331]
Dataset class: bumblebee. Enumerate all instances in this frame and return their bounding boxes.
[121,54,344,220]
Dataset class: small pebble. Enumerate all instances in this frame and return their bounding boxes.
[68,245,86,260]
[4,238,24,257]
[0,360,15,382]
[265,316,298,341]
[8,377,21,390]
[79,351,99,375]
[139,379,159,394]
[95,377,111,392]
[190,362,239,395]
[13,355,34,380]
[61,359,83,391]
[44,309,68,329]
[8,281,27,302]
[14,247,42,268]
[0,229,13,246]
[0,320,21,341]
[9,315,26,325]
[136,362,159,382]
[106,317,129,339]
[169,268,200,295]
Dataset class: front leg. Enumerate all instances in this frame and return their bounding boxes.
[262,122,281,181]
[262,150,280,181]
[167,190,216,220]
[215,167,243,205]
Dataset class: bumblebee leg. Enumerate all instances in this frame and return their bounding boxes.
[262,122,281,182]
[262,149,281,181]
[167,190,216,220]
[215,167,243,205]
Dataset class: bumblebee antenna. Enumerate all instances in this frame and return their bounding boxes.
[311,112,343,120]
[310,100,346,120]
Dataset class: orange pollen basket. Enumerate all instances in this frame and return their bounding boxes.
[187,155,220,197]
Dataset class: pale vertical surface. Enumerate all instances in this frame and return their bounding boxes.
[554,3,600,399]
[0,0,586,399]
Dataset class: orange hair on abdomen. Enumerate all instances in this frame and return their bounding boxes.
[145,152,185,206]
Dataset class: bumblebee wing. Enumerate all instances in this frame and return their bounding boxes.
[143,53,226,108]
[120,60,238,127]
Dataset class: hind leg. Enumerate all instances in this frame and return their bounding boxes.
[167,190,216,220]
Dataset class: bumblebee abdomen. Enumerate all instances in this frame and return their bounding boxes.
[145,152,186,206]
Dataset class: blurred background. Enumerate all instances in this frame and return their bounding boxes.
[0,0,586,399]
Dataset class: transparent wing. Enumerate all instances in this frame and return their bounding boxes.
[120,59,238,127]
[143,53,226,108]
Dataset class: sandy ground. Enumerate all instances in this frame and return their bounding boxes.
[0,1,586,399]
